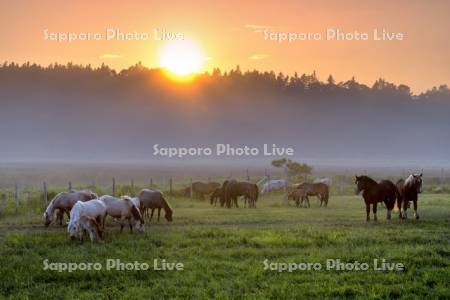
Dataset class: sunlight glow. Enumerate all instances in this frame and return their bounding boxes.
[159,40,204,78]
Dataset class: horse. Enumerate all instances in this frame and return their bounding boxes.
[296,182,329,207]
[99,195,145,233]
[223,180,259,208]
[396,173,423,219]
[313,177,333,186]
[44,190,97,226]
[354,175,397,221]
[261,179,287,194]
[67,199,107,241]
[185,181,221,199]
[288,188,308,207]
[77,216,104,242]
[138,189,173,222]
[210,187,223,206]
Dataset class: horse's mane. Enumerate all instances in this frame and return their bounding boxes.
[45,192,64,214]
[161,196,173,213]
[404,174,415,187]
[68,201,82,226]
[359,176,377,186]
[130,203,144,223]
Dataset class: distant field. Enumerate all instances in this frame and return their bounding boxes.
[0,193,449,299]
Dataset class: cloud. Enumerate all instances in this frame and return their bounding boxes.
[245,24,271,33]
[249,54,269,60]
[99,54,123,59]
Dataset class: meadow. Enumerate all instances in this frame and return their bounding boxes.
[0,189,449,299]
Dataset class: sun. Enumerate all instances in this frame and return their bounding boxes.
[159,40,204,78]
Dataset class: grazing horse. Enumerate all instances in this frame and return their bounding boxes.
[288,188,308,207]
[68,200,107,241]
[297,183,329,207]
[223,180,259,208]
[396,173,423,219]
[99,195,145,233]
[354,176,397,221]
[138,189,173,222]
[261,179,287,194]
[210,187,224,206]
[44,190,97,226]
[185,182,221,199]
[77,216,104,242]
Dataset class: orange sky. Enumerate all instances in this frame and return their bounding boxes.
[1,0,449,92]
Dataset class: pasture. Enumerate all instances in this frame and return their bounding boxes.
[0,191,449,299]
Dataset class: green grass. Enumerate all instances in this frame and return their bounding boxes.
[0,193,449,299]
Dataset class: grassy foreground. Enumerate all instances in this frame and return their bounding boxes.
[0,194,449,299]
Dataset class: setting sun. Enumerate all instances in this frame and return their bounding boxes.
[159,40,204,77]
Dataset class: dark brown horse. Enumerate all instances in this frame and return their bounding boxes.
[355,175,397,221]
[223,180,259,208]
[396,173,422,219]
[296,182,329,207]
[210,187,224,206]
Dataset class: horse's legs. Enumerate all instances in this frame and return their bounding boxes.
[366,203,370,221]
[402,199,408,219]
[129,218,133,233]
[397,197,403,219]
[413,200,419,219]
[56,209,64,226]
[386,203,392,220]
[373,203,378,221]
[150,209,154,221]
[234,197,238,208]
[157,208,161,221]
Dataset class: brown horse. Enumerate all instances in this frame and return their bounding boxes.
[223,180,259,208]
[185,181,221,199]
[210,187,224,206]
[396,173,423,219]
[355,175,397,221]
[296,183,329,207]
[288,188,308,207]
[138,189,173,222]
[44,190,97,226]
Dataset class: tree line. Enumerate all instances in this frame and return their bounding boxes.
[1,62,449,101]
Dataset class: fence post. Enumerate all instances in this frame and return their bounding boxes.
[43,181,48,206]
[112,177,116,197]
[68,181,72,191]
[283,166,288,201]
[169,177,173,196]
[14,183,19,213]
[246,169,250,181]
[190,178,193,199]
[150,178,153,187]
[441,168,444,188]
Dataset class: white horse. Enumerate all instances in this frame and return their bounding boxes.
[99,195,145,233]
[261,179,288,194]
[68,200,107,241]
[313,178,333,186]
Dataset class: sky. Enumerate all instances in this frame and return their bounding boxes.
[1,0,449,92]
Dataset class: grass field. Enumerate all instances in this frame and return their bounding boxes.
[0,193,449,299]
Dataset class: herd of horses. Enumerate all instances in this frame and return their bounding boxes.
[44,188,173,242]
[43,172,423,242]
